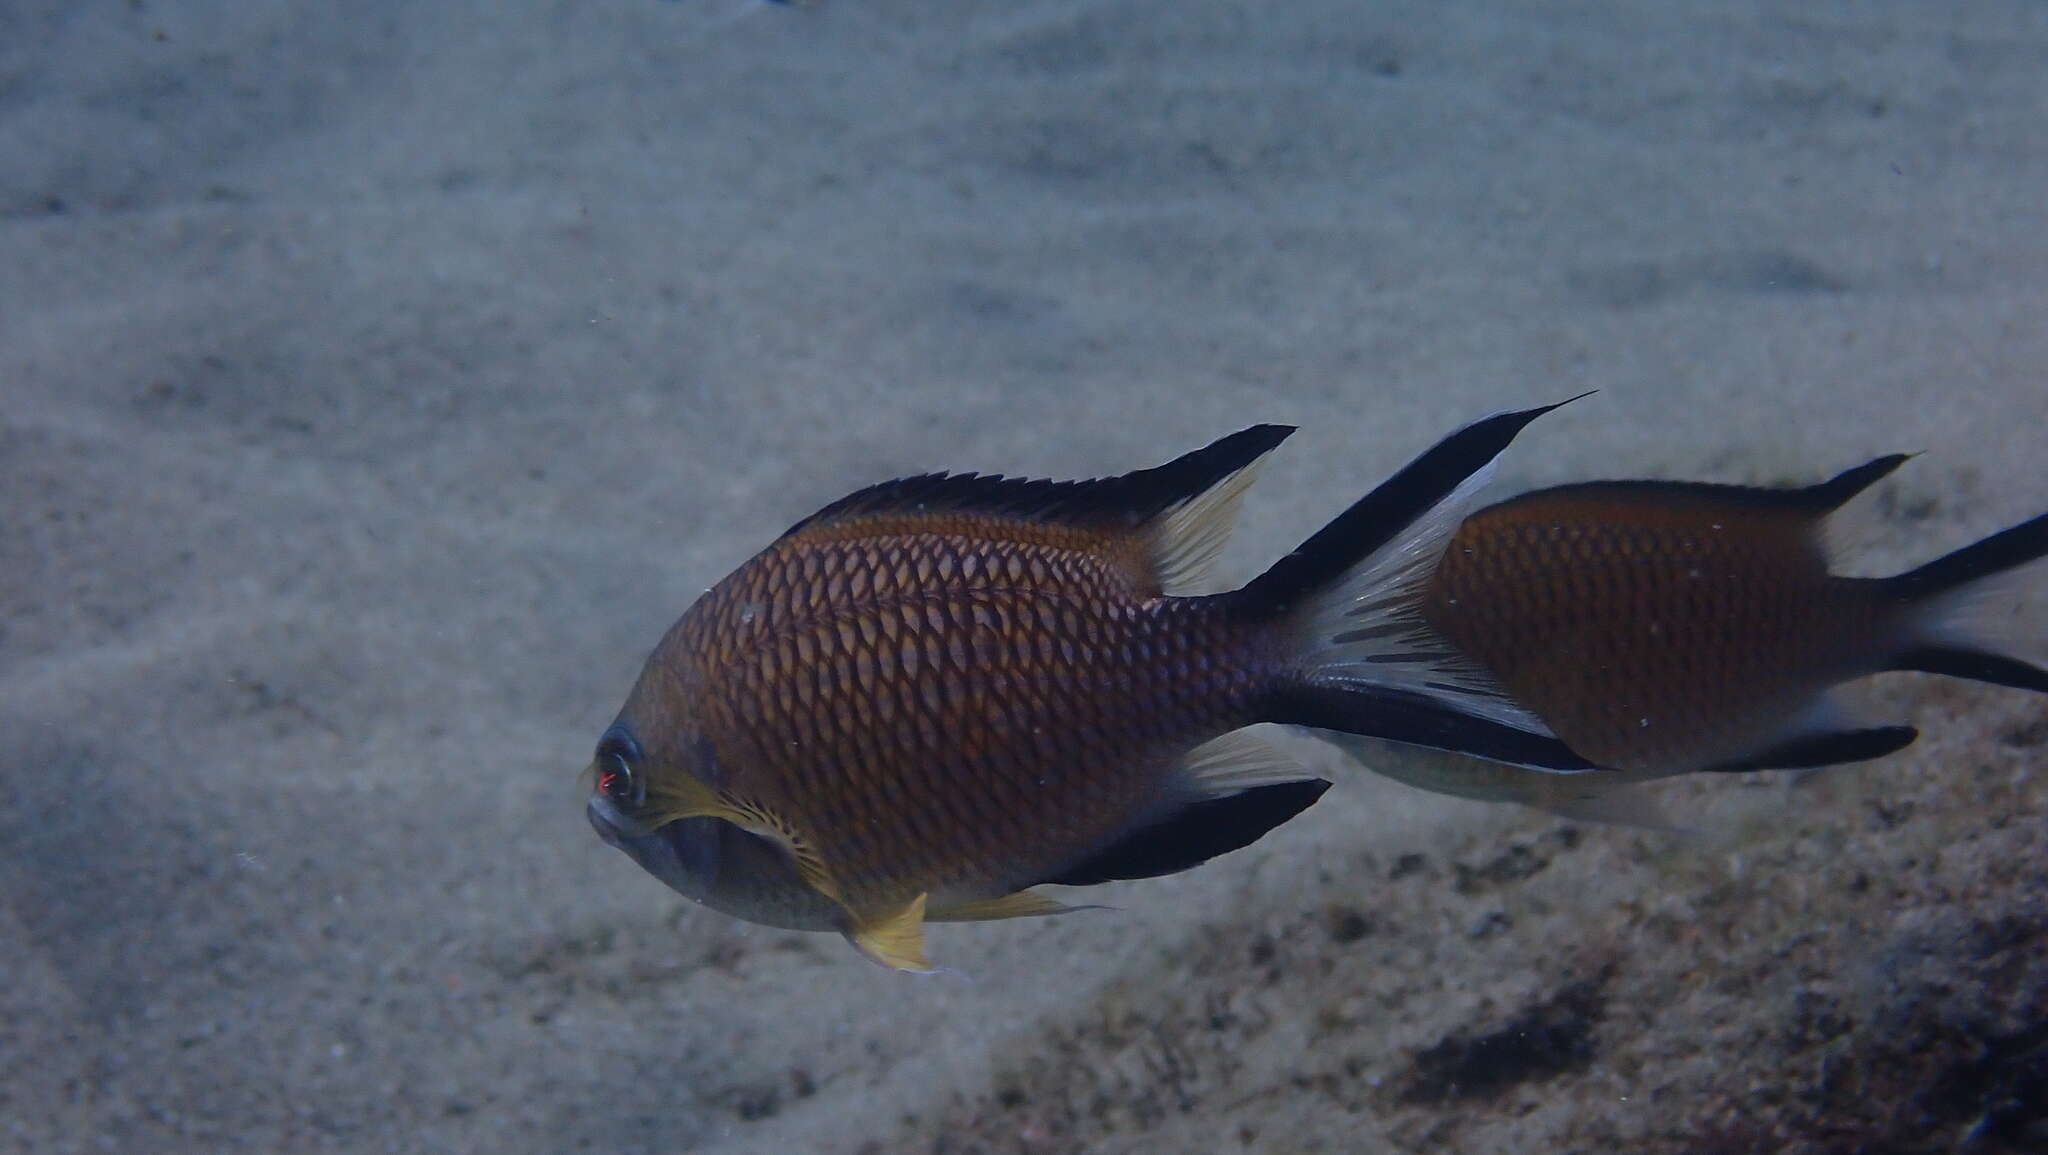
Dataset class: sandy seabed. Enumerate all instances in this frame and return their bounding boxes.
[4,2,2045,1152]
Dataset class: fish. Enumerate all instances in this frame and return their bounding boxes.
[1319,454,2048,822]
[584,402,1597,971]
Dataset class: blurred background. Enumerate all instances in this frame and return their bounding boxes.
[3,2,2044,1151]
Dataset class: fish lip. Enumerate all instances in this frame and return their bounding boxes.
[586,796,628,849]
[588,798,727,911]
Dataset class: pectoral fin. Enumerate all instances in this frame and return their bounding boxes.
[846,894,935,973]
[647,774,845,904]
[929,888,1098,923]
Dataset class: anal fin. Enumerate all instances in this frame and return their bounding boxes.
[929,889,1095,923]
[846,894,935,973]
[1045,778,1330,887]
[1705,726,1918,773]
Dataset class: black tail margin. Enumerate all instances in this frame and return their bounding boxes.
[1882,511,2048,693]
[1893,646,2048,693]
[1884,511,2048,603]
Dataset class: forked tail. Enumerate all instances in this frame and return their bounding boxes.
[1885,511,2048,692]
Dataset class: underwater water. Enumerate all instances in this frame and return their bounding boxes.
[4,1,2046,1151]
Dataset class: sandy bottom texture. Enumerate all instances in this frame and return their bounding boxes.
[4,2,2045,1152]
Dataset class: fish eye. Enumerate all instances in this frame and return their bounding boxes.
[594,727,645,808]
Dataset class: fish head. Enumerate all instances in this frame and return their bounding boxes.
[583,717,725,901]
[582,714,841,931]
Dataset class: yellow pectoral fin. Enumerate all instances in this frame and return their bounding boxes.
[644,771,736,824]
[846,894,934,974]
[928,888,1099,923]
[647,776,847,905]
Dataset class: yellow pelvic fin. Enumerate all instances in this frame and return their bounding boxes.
[846,894,934,973]
[928,888,1097,923]
[647,774,846,904]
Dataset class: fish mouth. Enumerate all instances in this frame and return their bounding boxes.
[588,791,673,841]
[587,795,733,912]
[586,795,631,849]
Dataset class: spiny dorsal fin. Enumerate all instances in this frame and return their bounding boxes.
[780,427,1294,593]
[1803,453,1914,511]
[1492,452,1915,519]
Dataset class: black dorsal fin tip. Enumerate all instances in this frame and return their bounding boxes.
[1486,451,1917,520]
[780,425,1296,540]
[1805,453,1915,511]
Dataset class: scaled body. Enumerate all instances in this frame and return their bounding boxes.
[1328,458,2048,820]
[1430,473,1897,774]
[631,510,1268,924]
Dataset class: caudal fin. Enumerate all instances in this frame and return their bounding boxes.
[1883,512,2048,693]
[1238,398,1597,772]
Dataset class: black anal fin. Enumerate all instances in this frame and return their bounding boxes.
[1044,779,1330,887]
[1705,726,1918,773]
[1892,645,2048,694]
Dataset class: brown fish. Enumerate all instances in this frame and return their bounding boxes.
[1323,455,2048,821]
[585,404,1594,970]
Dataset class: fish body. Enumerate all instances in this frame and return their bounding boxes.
[1325,456,2048,817]
[587,405,1591,969]
[613,512,1271,924]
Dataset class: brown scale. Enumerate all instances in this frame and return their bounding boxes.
[1424,486,1898,773]
[655,511,1269,914]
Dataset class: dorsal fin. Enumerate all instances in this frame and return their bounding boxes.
[1802,453,1914,511]
[1495,453,1915,519]
[781,425,1296,593]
